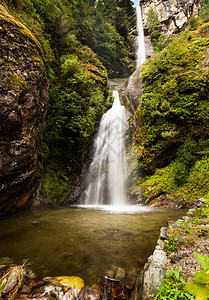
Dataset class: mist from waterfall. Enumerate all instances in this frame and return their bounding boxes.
[136,5,146,68]
[84,91,127,206]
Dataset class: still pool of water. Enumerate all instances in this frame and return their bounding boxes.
[0,206,186,286]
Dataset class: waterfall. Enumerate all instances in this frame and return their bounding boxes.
[136,5,146,68]
[84,91,127,206]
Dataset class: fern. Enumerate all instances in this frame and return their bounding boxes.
[194,251,209,272]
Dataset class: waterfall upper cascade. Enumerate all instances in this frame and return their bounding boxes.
[136,5,146,68]
[84,91,128,206]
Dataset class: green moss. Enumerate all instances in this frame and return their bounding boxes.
[0,4,42,53]
[141,155,209,204]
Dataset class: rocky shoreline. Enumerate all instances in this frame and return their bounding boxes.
[132,198,209,299]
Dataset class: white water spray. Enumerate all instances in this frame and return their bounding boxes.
[84,91,127,206]
[136,5,146,68]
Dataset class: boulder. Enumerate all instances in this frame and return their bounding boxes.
[134,249,167,299]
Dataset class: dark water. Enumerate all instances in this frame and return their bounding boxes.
[0,206,186,286]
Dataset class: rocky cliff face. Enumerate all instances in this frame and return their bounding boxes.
[141,0,200,35]
[0,5,48,213]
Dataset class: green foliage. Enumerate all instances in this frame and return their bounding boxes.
[71,0,131,70]
[194,252,209,272]
[164,237,178,253]
[172,139,197,185]
[150,269,194,299]
[189,204,209,219]
[147,8,165,51]
[141,155,209,204]
[184,253,209,300]
[199,0,209,22]
[137,23,209,177]
[115,8,129,38]
[40,166,72,202]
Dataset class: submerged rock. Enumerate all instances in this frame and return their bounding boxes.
[78,285,101,300]
[0,4,48,213]
[116,268,126,281]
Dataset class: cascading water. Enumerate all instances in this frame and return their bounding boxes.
[136,5,146,68]
[84,91,128,206]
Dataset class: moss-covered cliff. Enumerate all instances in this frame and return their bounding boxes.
[125,16,209,206]
[0,4,48,212]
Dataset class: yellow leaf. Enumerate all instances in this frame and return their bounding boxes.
[55,276,84,293]
[196,296,204,300]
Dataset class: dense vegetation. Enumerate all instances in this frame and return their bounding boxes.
[132,4,209,205]
[3,0,134,202]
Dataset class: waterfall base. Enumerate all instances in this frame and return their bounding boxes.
[73,204,153,214]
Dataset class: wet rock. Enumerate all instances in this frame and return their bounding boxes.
[35,284,77,299]
[126,267,139,286]
[116,268,126,281]
[160,227,168,240]
[101,276,129,300]
[105,270,114,278]
[78,286,101,300]
[21,279,44,294]
[119,67,144,114]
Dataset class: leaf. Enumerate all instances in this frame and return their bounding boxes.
[193,271,209,284]
[185,282,209,300]
[194,252,209,272]
[0,279,7,290]
[173,269,181,280]
[158,282,166,292]
[184,293,195,300]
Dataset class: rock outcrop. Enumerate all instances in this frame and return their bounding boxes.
[119,67,144,113]
[141,0,200,35]
[0,5,48,213]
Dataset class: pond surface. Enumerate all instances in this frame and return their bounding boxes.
[0,205,186,287]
